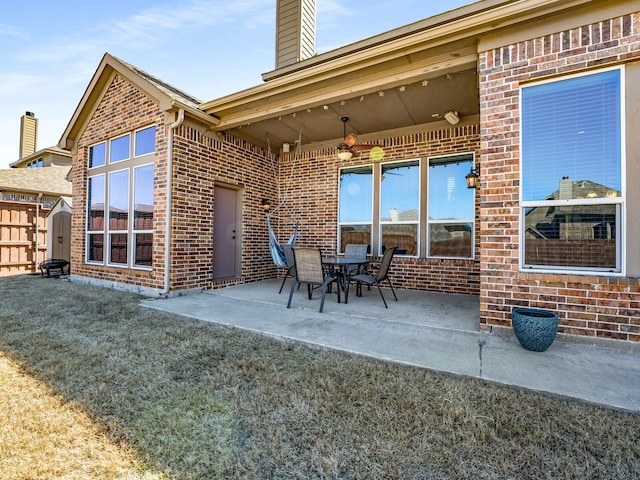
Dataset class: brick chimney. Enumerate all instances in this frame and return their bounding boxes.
[275,0,316,69]
[19,111,38,159]
[559,176,573,200]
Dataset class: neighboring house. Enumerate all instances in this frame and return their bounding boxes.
[59,0,639,345]
[0,165,72,275]
[10,146,72,169]
[0,111,73,275]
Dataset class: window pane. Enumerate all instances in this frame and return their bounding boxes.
[524,204,617,269]
[522,69,621,201]
[109,233,128,265]
[429,223,473,257]
[135,233,153,267]
[135,126,156,157]
[110,134,130,163]
[380,160,419,221]
[134,164,154,230]
[381,224,417,256]
[87,234,104,262]
[428,156,474,221]
[87,175,105,231]
[109,170,129,230]
[339,225,371,254]
[340,166,372,222]
[89,142,106,168]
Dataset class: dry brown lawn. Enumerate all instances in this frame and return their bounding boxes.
[0,275,638,479]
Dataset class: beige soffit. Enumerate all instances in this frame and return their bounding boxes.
[200,0,600,130]
[59,53,219,150]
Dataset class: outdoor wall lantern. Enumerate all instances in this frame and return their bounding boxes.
[465,166,480,189]
[261,198,272,210]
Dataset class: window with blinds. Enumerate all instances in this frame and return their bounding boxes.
[520,68,623,273]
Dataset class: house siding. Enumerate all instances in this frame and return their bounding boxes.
[71,73,280,294]
[74,73,481,298]
[168,127,278,292]
[71,74,167,292]
[478,13,640,341]
[278,125,481,296]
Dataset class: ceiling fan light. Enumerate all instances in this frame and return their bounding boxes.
[444,111,460,125]
[337,148,353,161]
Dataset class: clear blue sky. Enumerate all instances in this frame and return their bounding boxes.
[0,0,472,168]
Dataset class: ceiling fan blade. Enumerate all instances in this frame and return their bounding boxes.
[351,143,380,151]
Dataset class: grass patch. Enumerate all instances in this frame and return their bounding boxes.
[0,275,638,479]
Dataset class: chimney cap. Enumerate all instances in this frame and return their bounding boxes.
[25,111,35,117]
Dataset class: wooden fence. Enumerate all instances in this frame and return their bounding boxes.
[0,200,49,276]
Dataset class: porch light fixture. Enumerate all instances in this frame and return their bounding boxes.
[465,166,480,189]
[444,111,460,125]
[261,198,271,210]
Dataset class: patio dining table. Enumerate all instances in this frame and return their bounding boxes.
[321,256,370,304]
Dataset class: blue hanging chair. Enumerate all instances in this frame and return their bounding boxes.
[267,202,298,268]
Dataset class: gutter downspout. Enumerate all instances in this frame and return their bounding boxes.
[162,108,184,296]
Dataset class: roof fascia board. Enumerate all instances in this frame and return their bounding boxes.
[478,0,638,50]
[261,0,515,80]
[211,49,478,130]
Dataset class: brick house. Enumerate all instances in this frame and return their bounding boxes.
[59,0,639,345]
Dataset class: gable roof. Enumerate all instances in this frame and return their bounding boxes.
[10,145,71,168]
[0,166,72,196]
[59,53,219,151]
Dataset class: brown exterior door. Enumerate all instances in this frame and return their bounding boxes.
[52,211,71,261]
[213,186,239,279]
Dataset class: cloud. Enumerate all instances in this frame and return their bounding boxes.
[19,0,274,63]
[0,22,26,38]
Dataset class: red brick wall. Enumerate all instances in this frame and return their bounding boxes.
[278,126,481,295]
[74,76,481,297]
[168,128,278,291]
[478,13,640,341]
[72,74,279,294]
[71,74,167,291]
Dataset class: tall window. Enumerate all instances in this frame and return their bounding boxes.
[338,166,373,253]
[427,154,475,258]
[87,125,155,269]
[380,160,419,255]
[520,68,623,272]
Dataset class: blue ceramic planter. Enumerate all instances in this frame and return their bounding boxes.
[511,308,558,352]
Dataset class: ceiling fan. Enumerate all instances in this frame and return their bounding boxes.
[336,116,383,160]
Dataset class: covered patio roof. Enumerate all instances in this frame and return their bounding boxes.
[199,0,603,154]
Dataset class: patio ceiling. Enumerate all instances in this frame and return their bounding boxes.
[224,66,479,154]
[202,33,482,154]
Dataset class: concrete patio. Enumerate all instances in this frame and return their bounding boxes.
[141,279,640,413]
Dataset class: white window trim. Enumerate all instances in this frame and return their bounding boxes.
[378,158,421,257]
[518,66,626,276]
[85,129,155,270]
[337,164,374,254]
[426,153,476,259]
[86,173,105,265]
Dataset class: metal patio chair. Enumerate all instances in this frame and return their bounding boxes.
[349,246,398,308]
[287,247,338,313]
[278,244,297,293]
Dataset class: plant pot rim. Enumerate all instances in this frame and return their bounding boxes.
[512,307,557,318]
